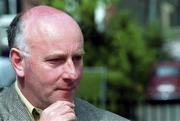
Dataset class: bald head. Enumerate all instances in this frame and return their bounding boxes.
[7,5,83,54]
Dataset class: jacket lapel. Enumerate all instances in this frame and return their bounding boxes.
[5,84,31,121]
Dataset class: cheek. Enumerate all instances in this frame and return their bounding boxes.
[24,59,41,83]
[76,64,84,80]
[37,67,61,86]
[24,58,53,85]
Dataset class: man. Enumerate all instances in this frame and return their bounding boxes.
[0,5,129,121]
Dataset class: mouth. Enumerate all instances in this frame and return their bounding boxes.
[55,85,76,92]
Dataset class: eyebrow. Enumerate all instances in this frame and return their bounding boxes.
[74,49,85,55]
[45,50,85,60]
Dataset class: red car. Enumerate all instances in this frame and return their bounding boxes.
[145,61,180,101]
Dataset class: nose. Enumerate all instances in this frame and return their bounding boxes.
[62,58,77,80]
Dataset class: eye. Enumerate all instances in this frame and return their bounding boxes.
[47,57,66,65]
[72,55,83,62]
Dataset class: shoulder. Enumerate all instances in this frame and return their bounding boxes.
[0,86,12,120]
[74,97,130,121]
[0,84,20,111]
[0,86,10,105]
[0,85,18,116]
[0,85,30,121]
[0,85,15,108]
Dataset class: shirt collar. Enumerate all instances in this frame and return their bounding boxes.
[15,81,42,120]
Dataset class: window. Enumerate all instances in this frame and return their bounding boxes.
[155,65,179,76]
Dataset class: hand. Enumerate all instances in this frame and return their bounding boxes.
[39,101,76,121]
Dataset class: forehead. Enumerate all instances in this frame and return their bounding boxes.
[21,8,84,54]
[26,21,83,56]
[27,26,84,56]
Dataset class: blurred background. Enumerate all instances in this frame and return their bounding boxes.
[1,0,180,121]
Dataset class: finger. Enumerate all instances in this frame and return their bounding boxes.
[40,100,76,121]
[59,104,75,115]
[40,110,76,121]
[56,112,77,121]
[43,101,74,113]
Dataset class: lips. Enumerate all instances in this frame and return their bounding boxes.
[55,85,76,91]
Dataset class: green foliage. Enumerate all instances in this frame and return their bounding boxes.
[76,67,107,108]
[106,11,155,85]
[76,70,102,101]
[145,21,170,60]
[42,0,65,9]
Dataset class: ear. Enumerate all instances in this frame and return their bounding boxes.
[9,48,25,77]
